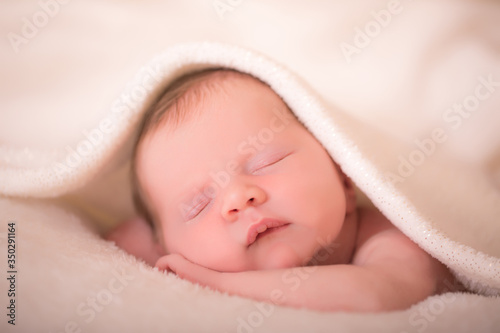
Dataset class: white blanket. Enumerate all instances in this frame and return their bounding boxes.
[1,0,499,332]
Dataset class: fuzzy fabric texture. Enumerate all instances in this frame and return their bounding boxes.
[1,0,500,332]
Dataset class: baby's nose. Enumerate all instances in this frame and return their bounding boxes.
[221,184,267,222]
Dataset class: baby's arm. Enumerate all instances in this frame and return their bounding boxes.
[157,214,452,312]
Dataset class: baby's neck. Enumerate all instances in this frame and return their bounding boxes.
[306,209,359,267]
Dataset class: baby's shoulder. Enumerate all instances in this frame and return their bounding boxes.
[352,206,427,267]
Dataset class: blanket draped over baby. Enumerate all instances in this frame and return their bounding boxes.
[1,1,499,332]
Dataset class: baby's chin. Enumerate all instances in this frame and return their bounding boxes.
[254,242,304,270]
[204,243,309,272]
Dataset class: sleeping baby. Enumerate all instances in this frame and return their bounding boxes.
[107,68,461,312]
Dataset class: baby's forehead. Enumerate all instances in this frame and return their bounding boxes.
[164,70,282,127]
[140,69,281,145]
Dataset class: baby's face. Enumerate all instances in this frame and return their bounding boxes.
[137,74,352,272]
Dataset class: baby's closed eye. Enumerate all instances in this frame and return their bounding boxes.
[249,151,293,175]
[182,193,211,221]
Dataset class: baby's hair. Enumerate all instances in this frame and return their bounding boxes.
[131,68,258,231]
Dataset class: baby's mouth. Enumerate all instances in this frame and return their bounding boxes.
[247,219,290,246]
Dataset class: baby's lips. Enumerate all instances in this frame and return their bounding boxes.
[246,218,290,246]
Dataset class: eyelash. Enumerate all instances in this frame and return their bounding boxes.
[185,196,210,221]
[252,152,291,173]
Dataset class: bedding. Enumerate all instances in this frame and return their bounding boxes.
[1,0,499,332]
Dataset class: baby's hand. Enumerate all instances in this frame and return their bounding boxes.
[155,254,193,277]
[155,254,225,290]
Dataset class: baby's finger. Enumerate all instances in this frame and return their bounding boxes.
[155,255,179,274]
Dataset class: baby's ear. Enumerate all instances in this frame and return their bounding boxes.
[105,217,165,266]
